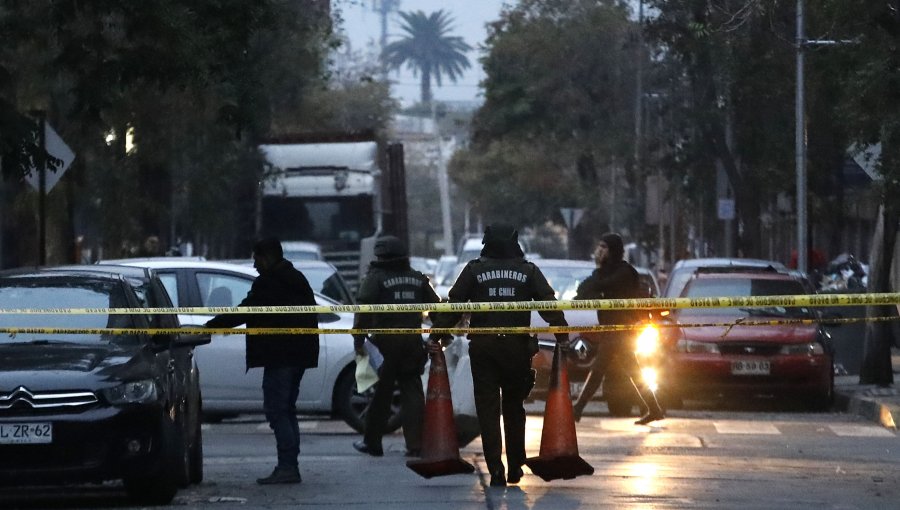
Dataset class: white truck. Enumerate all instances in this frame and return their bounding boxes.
[256,134,407,291]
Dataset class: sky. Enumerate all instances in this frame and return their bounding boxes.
[335,0,510,107]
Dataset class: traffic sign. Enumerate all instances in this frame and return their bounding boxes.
[560,207,585,229]
[25,122,75,193]
[717,199,735,220]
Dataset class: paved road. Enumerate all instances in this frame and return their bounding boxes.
[4,404,898,509]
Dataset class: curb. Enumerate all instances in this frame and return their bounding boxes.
[835,389,900,430]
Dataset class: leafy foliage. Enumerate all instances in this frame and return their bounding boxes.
[0,0,392,263]
[451,0,639,251]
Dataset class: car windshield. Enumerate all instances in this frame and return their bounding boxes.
[537,264,595,300]
[0,280,141,345]
[285,251,320,261]
[433,257,459,286]
[680,278,811,318]
[300,266,353,305]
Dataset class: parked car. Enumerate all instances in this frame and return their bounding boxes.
[0,268,209,504]
[409,256,438,277]
[455,234,529,266]
[432,255,458,287]
[663,257,789,298]
[281,240,323,261]
[217,258,355,305]
[527,259,662,415]
[98,259,400,432]
[50,263,206,485]
[660,268,835,409]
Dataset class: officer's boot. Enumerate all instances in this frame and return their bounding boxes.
[632,380,664,425]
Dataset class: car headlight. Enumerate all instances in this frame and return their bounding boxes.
[780,342,825,355]
[641,367,659,393]
[635,324,660,357]
[675,339,720,354]
[103,379,158,405]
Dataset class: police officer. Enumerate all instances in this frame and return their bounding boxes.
[571,233,664,425]
[429,224,570,487]
[352,236,441,457]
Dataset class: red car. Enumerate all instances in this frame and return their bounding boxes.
[660,269,835,409]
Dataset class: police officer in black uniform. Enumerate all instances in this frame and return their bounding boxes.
[430,224,570,487]
[352,236,441,457]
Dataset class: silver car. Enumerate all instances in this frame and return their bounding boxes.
[98,258,400,432]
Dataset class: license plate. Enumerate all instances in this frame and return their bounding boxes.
[731,360,770,375]
[0,422,52,444]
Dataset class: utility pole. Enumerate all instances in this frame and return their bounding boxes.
[374,0,400,79]
[795,0,855,273]
[34,111,47,266]
[795,0,808,273]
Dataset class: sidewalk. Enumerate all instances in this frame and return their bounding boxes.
[834,347,900,429]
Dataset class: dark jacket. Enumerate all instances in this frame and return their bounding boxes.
[575,259,640,326]
[353,258,441,354]
[206,259,319,369]
[433,256,569,343]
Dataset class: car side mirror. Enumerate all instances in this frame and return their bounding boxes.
[174,332,212,347]
[318,312,340,324]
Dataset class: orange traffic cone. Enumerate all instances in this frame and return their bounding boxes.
[525,343,594,481]
[407,349,475,478]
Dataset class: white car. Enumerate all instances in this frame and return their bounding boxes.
[97,258,399,432]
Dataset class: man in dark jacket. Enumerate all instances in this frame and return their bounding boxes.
[429,223,570,487]
[571,233,664,426]
[205,237,319,484]
[352,236,441,457]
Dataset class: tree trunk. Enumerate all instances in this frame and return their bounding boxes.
[420,69,432,105]
[859,203,898,386]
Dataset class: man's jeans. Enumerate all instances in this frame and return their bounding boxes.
[262,367,305,468]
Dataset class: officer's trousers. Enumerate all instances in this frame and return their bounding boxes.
[364,335,425,451]
[468,334,535,477]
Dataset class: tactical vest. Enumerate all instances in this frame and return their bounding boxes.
[463,258,537,330]
[361,268,432,329]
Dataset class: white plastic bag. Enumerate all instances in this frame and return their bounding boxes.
[355,353,379,393]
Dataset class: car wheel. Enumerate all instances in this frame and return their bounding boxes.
[606,393,636,417]
[124,417,183,505]
[658,387,684,410]
[334,367,402,434]
[455,414,481,447]
[603,376,638,417]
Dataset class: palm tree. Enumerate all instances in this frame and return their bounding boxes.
[382,10,472,105]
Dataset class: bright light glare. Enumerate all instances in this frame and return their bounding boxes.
[628,462,660,495]
[641,368,658,393]
[104,129,116,146]
[635,324,659,356]
[125,126,135,153]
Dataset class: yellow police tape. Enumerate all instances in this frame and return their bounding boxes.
[0,292,898,315]
[2,315,898,336]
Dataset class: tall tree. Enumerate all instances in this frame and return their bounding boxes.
[382,10,471,104]
[823,0,900,385]
[450,0,639,253]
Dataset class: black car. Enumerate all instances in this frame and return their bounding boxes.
[0,268,209,504]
